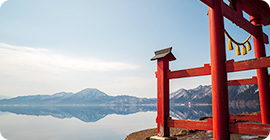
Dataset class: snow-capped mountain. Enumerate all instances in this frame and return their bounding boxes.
[170,84,259,105]
[74,88,108,98]
[170,88,190,102]
[170,85,212,104]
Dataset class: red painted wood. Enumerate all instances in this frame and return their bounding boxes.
[169,56,270,79]
[242,0,270,26]
[222,2,269,44]
[250,15,270,124]
[199,0,214,8]
[229,122,270,136]
[227,76,258,86]
[168,118,213,131]
[168,118,270,136]
[263,31,269,44]
[227,76,270,86]
[222,3,256,40]
[230,113,261,122]
[169,64,211,79]
[227,57,270,72]
[208,0,230,139]
[156,57,171,137]
[263,32,269,44]
[234,0,243,16]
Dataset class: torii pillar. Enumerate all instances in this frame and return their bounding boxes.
[250,14,270,124]
[208,0,230,139]
[151,47,176,138]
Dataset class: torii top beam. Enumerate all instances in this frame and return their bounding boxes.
[200,0,270,44]
[241,0,270,26]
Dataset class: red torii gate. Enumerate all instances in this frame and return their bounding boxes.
[151,0,270,140]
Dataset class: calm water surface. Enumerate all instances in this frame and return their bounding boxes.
[0,105,260,140]
[0,109,156,140]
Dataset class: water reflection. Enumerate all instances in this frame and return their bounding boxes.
[170,105,212,120]
[0,105,156,122]
[170,104,260,120]
[0,104,260,122]
[0,110,157,140]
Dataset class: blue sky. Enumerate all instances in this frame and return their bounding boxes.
[0,0,269,98]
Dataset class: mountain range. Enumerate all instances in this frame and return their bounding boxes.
[170,84,260,108]
[0,84,261,106]
[0,88,156,105]
[0,85,261,123]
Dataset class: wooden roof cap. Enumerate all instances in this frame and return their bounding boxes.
[151,47,176,61]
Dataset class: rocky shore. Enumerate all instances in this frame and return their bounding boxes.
[125,128,267,140]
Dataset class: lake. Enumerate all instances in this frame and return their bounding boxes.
[0,105,260,140]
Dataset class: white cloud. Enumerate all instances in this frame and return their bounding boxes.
[0,43,139,79]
